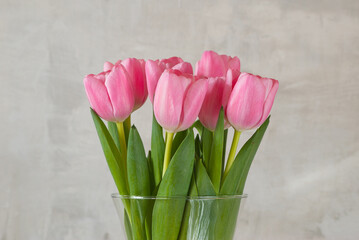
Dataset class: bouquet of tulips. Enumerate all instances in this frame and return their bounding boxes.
[84,51,278,240]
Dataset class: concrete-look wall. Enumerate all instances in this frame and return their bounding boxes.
[1,0,358,239]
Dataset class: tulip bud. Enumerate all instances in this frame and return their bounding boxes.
[153,69,208,133]
[103,58,148,110]
[198,70,233,131]
[195,50,240,81]
[84,65,135,122]
[145,57,188,103]
[226,72,279,131]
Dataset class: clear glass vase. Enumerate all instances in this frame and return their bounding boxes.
[112,193,247,240]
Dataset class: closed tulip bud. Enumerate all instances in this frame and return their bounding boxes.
[198,69,233,131]
[145,57,192,103]
[195,50,241,82]
[102,58,148,110]
[84,65,135,122]
[226,72,279,131]
[153,69,208,133]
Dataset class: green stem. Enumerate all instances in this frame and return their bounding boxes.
[162,132,174,177]
[224,130,241,177]
[116,122,127,160]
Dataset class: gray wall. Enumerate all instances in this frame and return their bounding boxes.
[1,0,358,239]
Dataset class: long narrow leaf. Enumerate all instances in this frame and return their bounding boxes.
[147,151,155,194]
[202,127,213,169]
[208,108,224,193]
[127,126,151,240]
[178,175,198,240]
[220,117,270,195]
[108,121,121,151]
[152,130,195,240]
[171,130,187,157]
[90,109,128,195]
[222,129,228,173]
[150,114,165,187]
[195,160,216,196]
[192,120,204,136]
[194,134,202,160]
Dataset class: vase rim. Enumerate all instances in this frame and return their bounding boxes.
[111,193,248,200]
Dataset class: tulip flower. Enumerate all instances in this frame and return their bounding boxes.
[84,64,135,123]
[153,69,207,175]
[195,50,241,82]
[224,72,279,176]
[145,57,193,103]
[226,72,279,131]
[198,70,233,131]
[154,69,207,132]
[103,58,148,110]
[195,51,241,131]
[84,64,136,160]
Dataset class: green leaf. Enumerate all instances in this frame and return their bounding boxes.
[213,197,242,240]
[220,117,270,195]
[215,118,270,240]
[208,108,224,193]
[147,151,155,194]
[90,109,128,195]
[222,129,228,173]
[124,211,133,240]
[152,130,195,240]
[190,160,218,238]
[127,126,151,240]
[108,121,121,151]
[124,116,131,144]
[150,114,165,187]
[195,160,216,196]
[171,130,187,157]
[177,175,198,240]
[194,134,202,160]
[191,119,204,136]
[202,127,213,169]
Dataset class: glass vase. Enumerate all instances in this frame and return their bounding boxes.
[112,193,247,240]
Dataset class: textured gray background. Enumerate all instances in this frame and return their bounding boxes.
[1,0,359,239]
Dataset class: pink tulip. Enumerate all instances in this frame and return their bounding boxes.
[195,50,241,82]
[153,69,208,133]
[226,72,279,131]
[103,58,148,110]
[145,57,193,103]
[198,70,233,131]
[84,65,135,122]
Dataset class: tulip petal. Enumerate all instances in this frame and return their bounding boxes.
[104,61,114,72]
[177,78,208,132]
[196,50,226,78]
[121,58,148,110]
[227,56,241,71]
[105,65,135,122]
[222,69,233,108]
[145,60,165,103]
[84,74,115,122]
[172,62,193,74]
[198,77,225,131]
[257,78,279,126]
[160,57,183,69]
[153,70,192,132]
[227,73,266,131]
